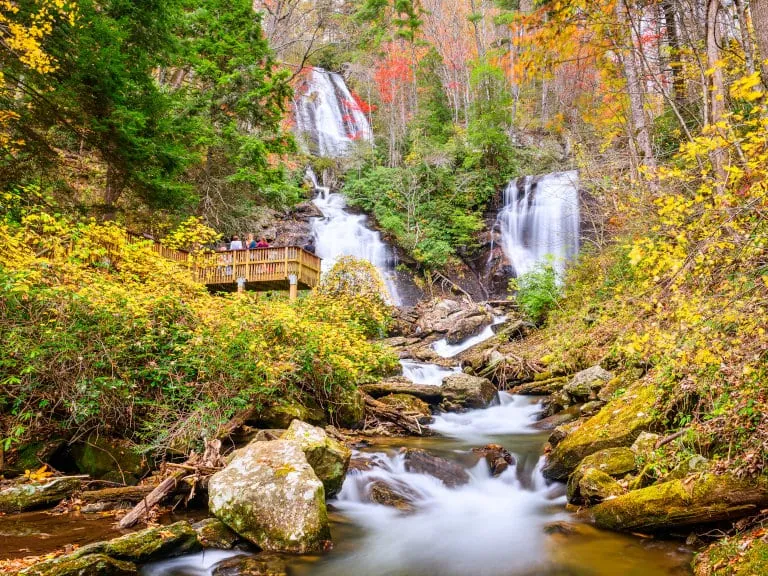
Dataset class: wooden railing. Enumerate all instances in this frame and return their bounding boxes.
[121,234,321,291]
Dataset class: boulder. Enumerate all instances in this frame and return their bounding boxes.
[208,440,330,553]
[542,381,658,481]
[5,439,65,476]
[361,378,444,404]
[369,480,417,512]
[591,474,768,532]
[445,311,491,344]
[440,373,497,411]
[472,444,515,477]
[20,554,137,576]
[579,401,605,417]
[577,469,625,504]
[668,455,709,480]
[402,448,470,487]
[548,419,583,448]
[255,400,326,429]
[334,388,366,429]
[567,448,636,503]
[212,554,288,576]
[70,436,148,485]
[0,476,82,513]
[281,420,351,497]
[512,376,568,396]
[532,410,579,431]
[630,432,661,456]
[563,366,613,401]
[194,518,240,549]
[378,394,432,423]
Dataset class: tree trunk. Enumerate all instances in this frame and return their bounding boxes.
[751,0,768,85]
[662,0,686,106]
[616,0,657,171]
[706,0,727,183]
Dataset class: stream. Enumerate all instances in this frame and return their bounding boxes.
[135,329,692,576]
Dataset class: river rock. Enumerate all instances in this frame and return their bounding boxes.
[591,474,768,532]
[548,419,583,448]
[542,381,658,481]
[194,518,240,549]
[70,436,148,485]
[281,420,351,498]
[563,366,613,401]
[378,394,432,423]
[334,387,366,429]
[567,448,636,504]
[212,553,288,576]
[445,311,491,344]
[440,373,497,411]
[402,448,470,487]
[361,378,444,404]
[255,400,326,429]
[532,410,579,431]
[19,554,137,576]
[472,444,515,477]
[208,440,330,553]
[369,480,417,512]
[0,476,82,513]
[577,469,625,504]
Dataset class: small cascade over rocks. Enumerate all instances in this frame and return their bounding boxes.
[493,170,580,279]
[294,67,373,157]
[307,168,402,305]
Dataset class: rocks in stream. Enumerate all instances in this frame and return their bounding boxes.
[193,518,241,549]
[281,420,351,498]
[472,444,515,477]
[212,553,288,576]
[208,439,330,553]
[20,554,138,576]
[402,448,470,487]
[445,310,492,344]
[440,373,497,411]
[0,476,82,513]
[369,480,417,512]
[377,394,432,423]
[361,378,444,404]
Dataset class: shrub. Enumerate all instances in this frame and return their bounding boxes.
[512,261,561,325]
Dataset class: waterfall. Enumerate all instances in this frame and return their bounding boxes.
[294,67,373,157]
[496,170,580,278]
[308,168,402,305]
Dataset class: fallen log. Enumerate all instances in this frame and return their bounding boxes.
[360,380,444,404]
[80,485,154,504]
[363,394,426,436]
[118,469,187,529]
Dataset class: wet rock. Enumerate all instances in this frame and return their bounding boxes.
[255,400,326,429]
[445,311,491,344]
[567,447,636,504]
[402,449,470,487]
[440,373,497,411]
[281,420,351,498]
[542,381,659,481]
[579,401,605,417]
[194,518,240,549]
[361,378,444,404]
[19,554,137,576]
[493,319,535,342]
[532,410,579,431]
[212,553,288,576]
[543,521,578,536]
[592,474,768,532]
[577,469,624,504]
[563,366,613,402]
[543,389,573,416]
[369,481,417,512]
[378,394,432,423]
[5,439,65,476]
[548,419,583,448]
[472,444,515,477]
[208,440,330,553]
[334,388,366,429]
[0,476,82,513]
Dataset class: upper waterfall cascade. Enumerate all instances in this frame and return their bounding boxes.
[294,67,373,157]
[495,170,580,278]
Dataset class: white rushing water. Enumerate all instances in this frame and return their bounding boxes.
[496,170,580,278]
[294,67,373,157]
[431,315,506,358]
[431,392,544,441]
[399,360,460,385]
[308,169,402,305]
[141,550,248,576]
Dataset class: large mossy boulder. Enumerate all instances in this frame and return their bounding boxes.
[378,394,432,423]
[567,447,636,503]
[208,440,330,553]
[440,373,497,411]
[334,388,366,429]
[20,554,137,576]
[256,400,326,429]
[212,554,288,576]
[70,436,148,485]
[591,474,768,532]
[577,469,625,504]
[543,381,658,481]
[281,420,351,497]
[0,476,82,513]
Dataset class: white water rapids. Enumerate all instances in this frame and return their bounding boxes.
[495,170,580,278]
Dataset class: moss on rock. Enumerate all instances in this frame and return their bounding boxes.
[20,554,137,576]
[378,394,432,422]
[0,477,82,513]
[567,447,636,503]
[70,436,148,485]
[543,381,658,481]
[591,474,768,532]
[578,469,625,503]
[694,533,768,575]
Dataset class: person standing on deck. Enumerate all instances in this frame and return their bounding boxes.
[230,235,243,250]
[256,237,269,248]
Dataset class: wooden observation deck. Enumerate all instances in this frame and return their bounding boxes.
[124,234,321,298]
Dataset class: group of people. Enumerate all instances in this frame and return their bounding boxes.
[216,234,316,255]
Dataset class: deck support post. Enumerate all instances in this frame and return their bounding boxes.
[236,277,246,293]
[288,273,298,301]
